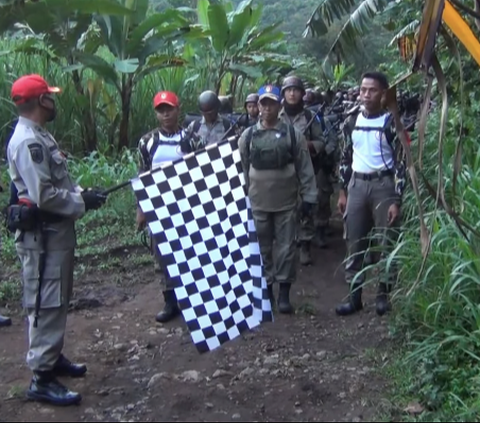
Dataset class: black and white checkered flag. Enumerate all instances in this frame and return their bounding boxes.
[131,138,273,353]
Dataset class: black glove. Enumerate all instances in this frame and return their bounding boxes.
[81,189,107,211]
[301,201,313,218]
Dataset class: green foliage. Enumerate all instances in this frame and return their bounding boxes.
[0,0,294,155]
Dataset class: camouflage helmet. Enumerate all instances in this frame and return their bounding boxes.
[244,93,259,106]
[198,90,220,111]
[281,75,305,95]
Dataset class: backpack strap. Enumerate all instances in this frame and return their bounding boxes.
[194,119,202,134]
[288,124,296,159]
[222,117,232,134]
[353,112,395,146]
[245,126,255,157]
[303,109,314,140]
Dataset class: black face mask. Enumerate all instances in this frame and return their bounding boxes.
[283,100,304,116]
[39,95,56,122]
[46,107,56,122]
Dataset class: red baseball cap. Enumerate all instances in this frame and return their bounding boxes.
[11,74,61,104]
[153,91,179,108]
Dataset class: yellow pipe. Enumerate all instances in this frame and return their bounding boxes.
[442,0,480,67]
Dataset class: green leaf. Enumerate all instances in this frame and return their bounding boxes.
[227,0,253,48]
[114,58,139,73]
[250,2,263,28]
[247,23,283,51]
[303,0,357,37]
[63,64,84,72]
[228,63,263,79]
[131,0,149,25]
[320,0,390,66]
[137,28,188,63]
[95,15,124,59]
[128,9,187,54]
[134,55,185,81]
[207,3,230,52]
[73,52,119,87]
[197,0,210,28]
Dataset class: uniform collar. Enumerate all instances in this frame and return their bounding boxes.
[18,116,44,132]
[256,118,285,131]
[201,114,223,126]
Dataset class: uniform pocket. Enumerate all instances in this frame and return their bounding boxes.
[50,151,68,181]
[23,260,62,310]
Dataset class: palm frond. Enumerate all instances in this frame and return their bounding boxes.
[321,0,390,67]
[303,0,357,37]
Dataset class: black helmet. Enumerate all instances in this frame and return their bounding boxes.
[281,75,305,95]
[198,90,220,111]
[218,95,233,114]
[303,88,315,104]
[244,93,259,106]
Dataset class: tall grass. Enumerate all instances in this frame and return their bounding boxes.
[382,102,480,421]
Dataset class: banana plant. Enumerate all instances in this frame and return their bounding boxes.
[68,0,203,150]
[0,0,133,152]
[192,0,290,97]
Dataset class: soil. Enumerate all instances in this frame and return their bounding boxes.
[0,220,391,422]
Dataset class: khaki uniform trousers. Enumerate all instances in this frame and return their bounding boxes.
[16,241,74,372]
[343,173,400,286]
[252,208,297,286]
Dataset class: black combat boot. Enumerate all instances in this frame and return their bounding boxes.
[376,283,392,316]
[156,290,180,323]
[267,284,275,303]
[315,226,327,249]
[335,283,363,316]
[53,354,87,378]
[0,314,12,327]
[300,242,312,266]
[27,371,82,406]
[278,283,294,314]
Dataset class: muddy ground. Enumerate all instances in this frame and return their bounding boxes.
[0,221,392,422]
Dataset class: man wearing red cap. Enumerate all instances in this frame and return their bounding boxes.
[136,90,203,324]
[6,74,107,406]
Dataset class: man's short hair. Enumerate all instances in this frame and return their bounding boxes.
[360,71,389,90]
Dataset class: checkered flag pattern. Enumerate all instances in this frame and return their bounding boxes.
[131,138,273,353]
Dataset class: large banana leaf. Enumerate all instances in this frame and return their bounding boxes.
[227,0,253,49]
[207,3,229,52]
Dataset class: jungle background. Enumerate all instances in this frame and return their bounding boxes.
[1,0,480,421]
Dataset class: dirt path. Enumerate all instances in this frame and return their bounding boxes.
[0,224,390,422]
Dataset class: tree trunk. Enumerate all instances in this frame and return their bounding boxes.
[70,67,97,153]
[118,75,133,151]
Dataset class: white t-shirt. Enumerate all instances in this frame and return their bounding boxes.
[351,113,394,174]
[140,129,187,171]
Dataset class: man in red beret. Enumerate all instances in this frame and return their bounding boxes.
[136,90,203,324]
[6,74,107,406]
